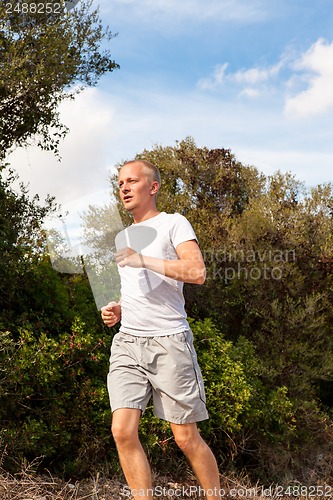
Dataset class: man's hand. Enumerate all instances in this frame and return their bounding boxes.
[115,247,145,268]
[101,301,121,327]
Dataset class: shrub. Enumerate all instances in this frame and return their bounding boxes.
[0,318,116,476]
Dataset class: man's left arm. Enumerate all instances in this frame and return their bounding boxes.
[116,240,206,284]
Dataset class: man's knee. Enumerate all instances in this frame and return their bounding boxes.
[111,409,141,447]
[174,434,195,454]
[172,424,203,454]
[111,420,138,446]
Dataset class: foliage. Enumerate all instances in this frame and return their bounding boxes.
[0,317,116,476]
[0,168,56,321]
[0,0,119,159]
[0,168,113,476]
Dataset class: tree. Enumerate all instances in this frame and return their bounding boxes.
[0,167,54,318]
[0,0,119,159]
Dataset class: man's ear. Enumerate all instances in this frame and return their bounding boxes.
[150,181,159,195]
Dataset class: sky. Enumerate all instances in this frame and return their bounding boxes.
[7,0,333,211]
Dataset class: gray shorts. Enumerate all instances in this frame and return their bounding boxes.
[107,330,209,424]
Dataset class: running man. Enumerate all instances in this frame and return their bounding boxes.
[101,160,221,499]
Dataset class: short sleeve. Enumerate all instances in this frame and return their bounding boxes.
[169,214,198,249]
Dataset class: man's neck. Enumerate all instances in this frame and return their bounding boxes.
[131,208,160,224]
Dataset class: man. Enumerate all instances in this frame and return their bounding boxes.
[101,160,221,499]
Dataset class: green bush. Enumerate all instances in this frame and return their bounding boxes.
[1,310,330,483]
[0,318,117,476]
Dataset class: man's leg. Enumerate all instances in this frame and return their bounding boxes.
[111,408,153,499]
[170,422,221,500]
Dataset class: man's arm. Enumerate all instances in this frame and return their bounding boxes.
[101,300,121,327]
[115,240,206,285]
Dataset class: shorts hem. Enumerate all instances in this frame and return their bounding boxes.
[111,403,145,413]
[154,410,209,424]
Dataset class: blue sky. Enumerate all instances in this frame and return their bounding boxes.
[9,0,333,209]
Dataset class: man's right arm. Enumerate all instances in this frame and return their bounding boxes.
[101,300,121,327]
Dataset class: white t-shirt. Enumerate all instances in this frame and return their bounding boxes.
[115,212,197,336]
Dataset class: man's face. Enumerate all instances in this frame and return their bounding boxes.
[118,162,155,212]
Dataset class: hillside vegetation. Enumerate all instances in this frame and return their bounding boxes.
[1,138,333,485]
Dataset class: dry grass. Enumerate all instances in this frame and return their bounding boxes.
[0,464,332,500]
[0,467,124,500]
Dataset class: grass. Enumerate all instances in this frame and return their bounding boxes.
[1,463,332,500]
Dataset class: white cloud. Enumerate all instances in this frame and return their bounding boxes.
[197,39,333,116]
[285,38,333,118]
[7,87,116,204]
[197,63,229,90]
[239,88,261,98]
[233,61,283,84]
[197,60,284,95]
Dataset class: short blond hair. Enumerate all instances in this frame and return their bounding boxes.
[123,159,161,185]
